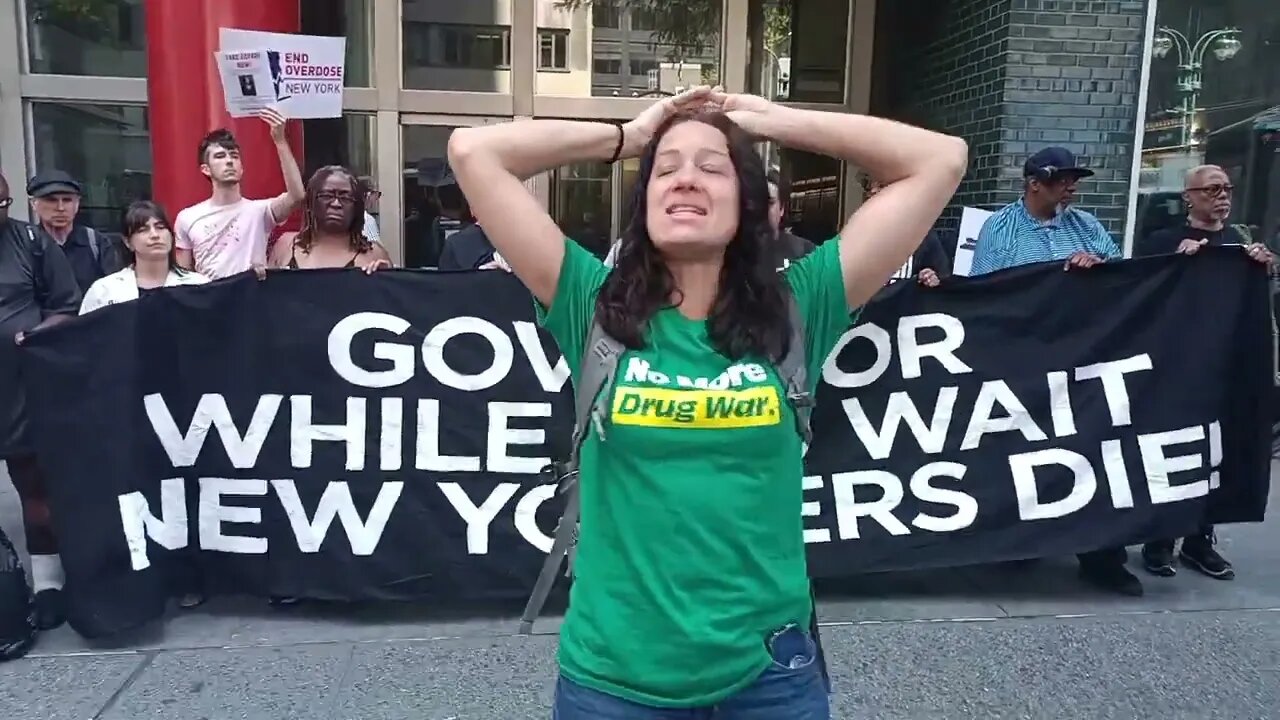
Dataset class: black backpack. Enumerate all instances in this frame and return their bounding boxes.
[0,525,37,662]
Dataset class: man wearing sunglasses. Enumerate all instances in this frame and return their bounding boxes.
[1134,164,1271,583]
[1137,164,1272,265]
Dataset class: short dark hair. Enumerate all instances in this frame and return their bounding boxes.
[120,200,186,273]
[198,129,239,166]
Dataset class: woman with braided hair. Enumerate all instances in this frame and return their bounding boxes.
[269,165,392,272]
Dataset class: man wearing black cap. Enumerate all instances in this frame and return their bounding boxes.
[0,172,83,630]
[27,170,120,293]
[969,147,1139,597]
[969,147,1120,276]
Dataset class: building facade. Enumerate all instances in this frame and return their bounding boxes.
[0,0,1275,265]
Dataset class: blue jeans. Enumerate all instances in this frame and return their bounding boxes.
[551,624,830,719]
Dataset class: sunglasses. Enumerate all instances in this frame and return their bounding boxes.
[1188,184,1235,198]
[0,198,12,209]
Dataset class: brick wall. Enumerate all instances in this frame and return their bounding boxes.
[872,0,1149,236]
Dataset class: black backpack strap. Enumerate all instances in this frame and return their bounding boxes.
[519,318,624,635]
[777,292,813,446]
[86,228,99,262]
[20,225,49,303]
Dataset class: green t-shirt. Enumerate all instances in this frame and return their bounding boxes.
[538,237,853,707]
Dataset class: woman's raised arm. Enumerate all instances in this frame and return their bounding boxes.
[719,94,969,310]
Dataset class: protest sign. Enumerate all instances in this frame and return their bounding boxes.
[216,28,346,119]
[21,250,1272,637]
[952,206,993,277]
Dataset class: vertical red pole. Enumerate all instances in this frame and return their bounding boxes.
[145,0,304,229]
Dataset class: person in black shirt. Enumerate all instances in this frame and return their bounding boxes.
[1135,164,1272,582]
[866,179,951,288]
[27,171,121,293]
[0,172,83,631]
[1137,165,1272,263]
[765,169,816,269]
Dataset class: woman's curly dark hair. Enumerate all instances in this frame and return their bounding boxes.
[596,111,792,362]
[295,165,371,254]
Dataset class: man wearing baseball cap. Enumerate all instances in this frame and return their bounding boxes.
[27,170,120,293]
[969,147,1120,276]
[969,147,1138,597]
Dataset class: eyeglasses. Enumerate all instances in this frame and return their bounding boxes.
[316,191,356,205]
[0,198,12,209]
[1189,184,1235,197]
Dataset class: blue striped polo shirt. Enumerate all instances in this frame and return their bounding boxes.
[969,199,1120,276]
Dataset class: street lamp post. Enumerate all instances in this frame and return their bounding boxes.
[1151,26,1243,149]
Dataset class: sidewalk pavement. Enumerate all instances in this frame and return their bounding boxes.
[2,468,1277,719]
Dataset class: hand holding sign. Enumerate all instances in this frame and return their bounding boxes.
[217,29,347,119]
[259,107,288,142]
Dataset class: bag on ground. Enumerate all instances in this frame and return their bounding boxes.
[0,525,37,661]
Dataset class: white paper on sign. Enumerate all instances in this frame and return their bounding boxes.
[215,50,277,118]
[953,207,994,277]
[218,28,347,119]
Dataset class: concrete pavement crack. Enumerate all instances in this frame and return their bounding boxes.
[321,644,358,720]
[90,650,156,719]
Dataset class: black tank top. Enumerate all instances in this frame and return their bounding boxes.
[288,243,359,269]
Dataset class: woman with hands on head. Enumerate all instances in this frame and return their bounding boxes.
[449,86,967,719]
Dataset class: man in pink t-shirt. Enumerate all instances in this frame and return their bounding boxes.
[175,109,306,279]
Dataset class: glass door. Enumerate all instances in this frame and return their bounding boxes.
[399,115,510,268]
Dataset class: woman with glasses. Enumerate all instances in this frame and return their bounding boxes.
[268,165,392,272]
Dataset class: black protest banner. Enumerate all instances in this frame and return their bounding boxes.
[20,248,1271,638]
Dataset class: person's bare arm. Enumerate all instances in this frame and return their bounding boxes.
[260,108,306,224]
[268,231,298,268]
[446,124,611,304]
[722,95,968,309]
[175,248,194,270]
[448,87,715,306]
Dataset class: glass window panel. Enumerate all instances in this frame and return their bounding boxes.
[302,113,376,180]
[618,156,643,233]
[593,0,621,28]
[1134,0,1280,252]
[403,2,513,91]
[29,102,152,232]
[767,146,843,244]
[25,0,146,77]
[747,0,849,104]
[537,0,723,97]
[403,124,483,268]
[539,29,570,70]
[301,0,374,87]
[551,162,615,257]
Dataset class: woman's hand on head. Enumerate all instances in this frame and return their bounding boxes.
[621,85,719,157]
[710,91,779,138]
